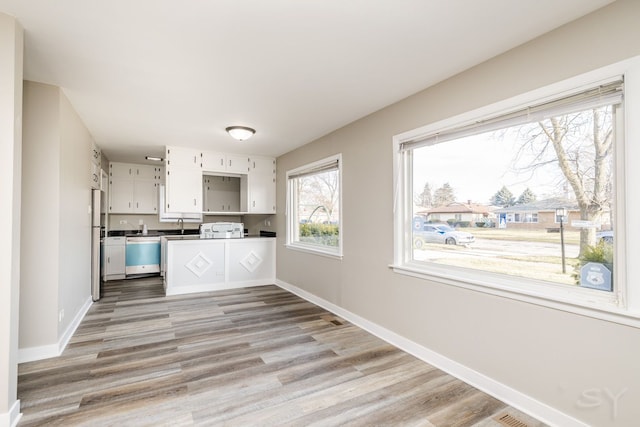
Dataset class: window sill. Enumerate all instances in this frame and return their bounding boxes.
[390,262,640,329]
[285,243,343,260]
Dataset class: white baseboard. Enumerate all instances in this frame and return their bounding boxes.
[18,296,93,364]
[275,279,587,427]
[0,399,21,427]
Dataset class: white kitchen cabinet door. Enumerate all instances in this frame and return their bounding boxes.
[110,162,134,178]
[109,177,134,213]
[226,154,250,174]
[109,163,162,213]
[247,156,276,213]
[90,162,100,189]
[248,174,276,213]
[91,141,102,166]
[250,156,276,175]
[201,151,226,173]
[104,243,126,278]
[165,166,202,213]
[133,180,158,213]
[166,146,201,168]
[134,164,161,180]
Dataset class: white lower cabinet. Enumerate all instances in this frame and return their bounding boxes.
[102,237,126,281]
[165,237,275,296]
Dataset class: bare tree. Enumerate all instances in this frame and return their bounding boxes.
[299,170,340,222]
[513,106,614,255]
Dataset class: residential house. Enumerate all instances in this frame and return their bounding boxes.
[493,197,586,231]
[416,201,495,226]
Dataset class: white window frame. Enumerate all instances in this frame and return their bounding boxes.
[285,154,343,259]
[392,57,640,328]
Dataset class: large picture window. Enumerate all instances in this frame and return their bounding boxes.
[393,59,640,324]
[286,154,342,258]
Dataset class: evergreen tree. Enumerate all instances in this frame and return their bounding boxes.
[433,183,455,206]
[516,187,536,205]
[491,185,515,207]
[420,182,433,207]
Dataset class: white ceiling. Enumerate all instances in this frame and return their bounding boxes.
[1,0,614,164]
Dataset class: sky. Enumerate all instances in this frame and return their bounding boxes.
[413,130,566,205]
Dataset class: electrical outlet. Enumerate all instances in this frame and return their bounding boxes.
[138,219,144,225]
[120,220,127,224]
[59,309,64,322]
[267,220,271,227]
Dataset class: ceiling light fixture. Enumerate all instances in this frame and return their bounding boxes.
[226,126,256,141]
[145,156,164,162]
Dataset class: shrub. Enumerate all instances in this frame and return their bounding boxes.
[299,223,339,246]
[573,240,613,284]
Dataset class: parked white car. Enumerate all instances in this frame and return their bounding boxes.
[413,223,475,248]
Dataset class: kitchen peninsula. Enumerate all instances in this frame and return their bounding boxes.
[162,235,275,296]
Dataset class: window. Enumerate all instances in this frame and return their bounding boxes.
[393,58,640,325]
[286,154,342,258]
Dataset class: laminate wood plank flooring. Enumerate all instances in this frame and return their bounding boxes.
[18,277,546,426]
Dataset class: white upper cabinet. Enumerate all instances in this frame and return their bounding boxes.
[164,146,275,214]
[90,141,102,189]
[202,151,250,174]
[250,156,276,175]
[248,156,276,214]
[226,154,250,174]
[201,151,225,172]
[165,146,202,214]
[91,141,101,166]
[109,162,163,214]
[166,146,202,168]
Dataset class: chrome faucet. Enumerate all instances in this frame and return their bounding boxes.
[177,218,184,234]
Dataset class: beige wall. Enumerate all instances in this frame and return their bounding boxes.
[20,82,60,349]
[58,90,93,337]
[0,12,22,426]
[20,81,94,356]
[276,1,640,425]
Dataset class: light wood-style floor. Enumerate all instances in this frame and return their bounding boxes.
[18,277,545,426]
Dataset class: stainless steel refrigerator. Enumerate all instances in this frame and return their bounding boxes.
[91,188,104,301]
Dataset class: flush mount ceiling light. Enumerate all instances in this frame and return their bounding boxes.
[226,126,256,141]
[145,156,164,162]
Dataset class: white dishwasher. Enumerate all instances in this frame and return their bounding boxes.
[125,236,161,276]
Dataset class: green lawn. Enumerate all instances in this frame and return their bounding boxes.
[459,227,581,245]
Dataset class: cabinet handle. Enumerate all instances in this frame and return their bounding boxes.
[253,161,256,169]
[136,202,139,208]
[194,198,196,206]
[253,201,256,208]
[129,202,131,208]
[229,159,232,167]
[220,159,223,166]
[107,257,110,263]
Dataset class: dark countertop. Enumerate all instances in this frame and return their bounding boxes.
[109,229,275,238]
[108,229,200,237]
